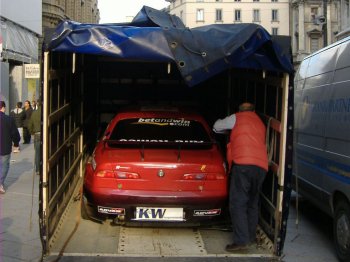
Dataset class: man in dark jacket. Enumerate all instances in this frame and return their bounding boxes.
[10,101,24,150]
[28,100,41,175]
[0,101,20,193]
[22,100,33,144]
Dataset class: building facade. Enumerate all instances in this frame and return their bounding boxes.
[291,0,348,66]
[0,0,42,112]
[167,0,290,36]
[166,0,349,68]
[43,0,100,30]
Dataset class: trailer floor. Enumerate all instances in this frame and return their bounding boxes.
[46,187,274,261]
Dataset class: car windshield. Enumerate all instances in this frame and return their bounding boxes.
[108,117,212,147]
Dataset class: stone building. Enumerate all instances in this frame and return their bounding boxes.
[43,0,100,30]
[291,0,349,66]
[166,0,349,69]
[0,0,42,112]
[167,0,290,36]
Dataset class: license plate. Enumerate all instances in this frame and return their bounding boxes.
[134,207,184,221]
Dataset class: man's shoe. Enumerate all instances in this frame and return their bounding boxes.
[13,147,20,153]
[225,243,248,252]
[0,185,6,194]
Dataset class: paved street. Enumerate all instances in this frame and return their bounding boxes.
[0,143,339,262]
[283,195,338,262]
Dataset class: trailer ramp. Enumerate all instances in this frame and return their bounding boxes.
[45,187,274,261]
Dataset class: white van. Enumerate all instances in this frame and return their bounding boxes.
[294,36,350,261]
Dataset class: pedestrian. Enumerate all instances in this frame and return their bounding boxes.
[32,100,38,110]
[0,101,21,193]
[213,102,268,252]
[10,101,24,150]
[22,100,33,144]
[28,100,41,175]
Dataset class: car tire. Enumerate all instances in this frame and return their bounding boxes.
[334,200,350,262]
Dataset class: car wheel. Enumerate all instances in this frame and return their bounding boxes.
[334,200,350,262]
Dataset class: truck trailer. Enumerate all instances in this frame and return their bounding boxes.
[40,6,294,261]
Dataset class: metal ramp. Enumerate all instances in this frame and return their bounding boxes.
[46,184,273,260]
[118,227,206,256]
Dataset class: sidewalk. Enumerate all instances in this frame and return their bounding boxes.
[0,141,42,262]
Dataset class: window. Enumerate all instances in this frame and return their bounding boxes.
[216,9,223,21]
[310,38,320,53]
[272,27,278,35]
[253,0,260,2]
[216,0,222,1]
[197,9,204,21]
[311,7,318,22]
[253,9,260,22]
[234,0,241,1]
[272,0,278,2]
[235,10,241,21]
[272,9,278,21]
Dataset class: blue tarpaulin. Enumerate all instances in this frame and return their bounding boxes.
[45,6,294,87]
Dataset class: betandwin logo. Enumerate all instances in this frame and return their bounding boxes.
[136,118,191,127]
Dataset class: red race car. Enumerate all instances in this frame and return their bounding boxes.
[82,107,228,225]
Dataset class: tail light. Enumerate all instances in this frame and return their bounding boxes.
[96,170,139,179]
[183,173,225,180]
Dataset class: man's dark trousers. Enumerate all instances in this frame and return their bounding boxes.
[229,164,266,245]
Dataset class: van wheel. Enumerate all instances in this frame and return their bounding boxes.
[334,200,350,262]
